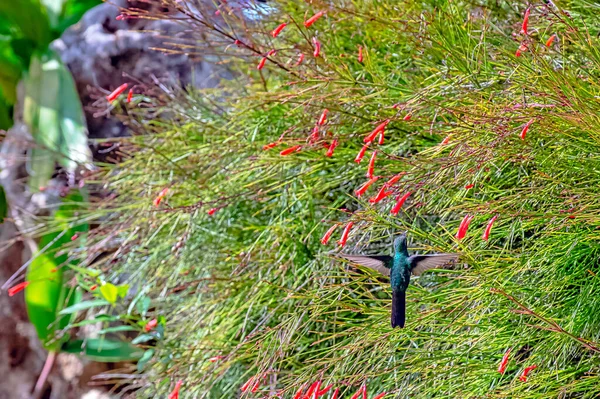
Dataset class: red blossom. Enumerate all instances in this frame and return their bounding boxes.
[483,215,498,241]
[126,89,133,103]
[515,43,528,57]
[295,53,305,66]
[364,120,390,143]
[71,233,79,241]
[241,376,257,392]
[267,49,277,57]
[331,388,339,399]
[208,355,225,362]
[304,10,325,28]
[520,119,534,140]
[498,347,511,374]
[441,135,451,145]
[391,192,412,215]
[90,284,98,291]
[317,384,333,396]
[464,184,474,189]
[153,188,169,207]
[257,57,267,70]
[106,83,129,102]
[456,214,474,240]
[372,394,387,399]
[321,224,339,245]
[384,173,404,188]
[304,381,321,398]
[234,39,242,46]
[355,144,369,163]
[358,45,363,63]
[271,22,287,37]
[313,37,321,57]
[280,145,302,156]
[326,139,338,157]
[403,114,412,121]
[355,176,380,197]
[168,380,183,399]
[263,141,279,150]
[366,151,377,179]
[145,318,158,332]
[369,185,393,204]
[519,364,537,382]
[8,281,29,297]
[546,34,557,47]
[207,208,217,215]
[337,222,354,247]
[377,130,385,145]
[318,109,329,125]
[349,384,366,399]
[520,7,530,35]
[293,386,305,399]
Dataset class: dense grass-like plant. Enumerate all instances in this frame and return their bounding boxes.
[57,0,600,397]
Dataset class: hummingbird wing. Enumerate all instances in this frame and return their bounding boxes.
[338,254,392,277]
[407,253,459,276]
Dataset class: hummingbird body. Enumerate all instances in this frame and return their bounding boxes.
[339,233,459,328]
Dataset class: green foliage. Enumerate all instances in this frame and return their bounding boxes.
[25,189,88,349]
[56,0,600,398]
[62,338,144,362]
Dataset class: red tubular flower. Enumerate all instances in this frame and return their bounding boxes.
[355,144,369,163]
[358,45,363,63]
[355,176,379,197]
[520,119,534,140]
[321,224,339,245]
[295,53,305,66]
[326,139,338,157]
[364,120,390,143]
[304,381,321,398]
[271,22,287,37]
[234,39,242,47]
[8,281,29,297]
[456,214,474,240]
[207,208,217,215]
[168,380,183,399]
[391,192,412,215]
[441,135,451,145]
[377,130,384,145]
[403,114,412,121]
[369,185,393,204]
[208,355,225,362]
[241,376,257,392]
[257,57,267,70]
[280,145,302,156]
[313,37,321,57]
[546,34,557,47]
[519,364,537,382]
[317,384,333,396]
[331,388,339,399]
[318,109,329,126]
[497,347,511,374]
[267,49,277,57]
[145,318,158,332]
[366,151,377,178]
[293,386,305,399]
[310,125,320,141]
[304,10,325,28]
[90,284,98,291]
[263,141,279,150]
[106,83,129,102]
[349,385,366,399]
[71,233,79,241]
[153,188,169,207]
[126,89,133,103]
[372,394,387,399]
[337,222,354,247]
[483,215,498,241]
[520,8,530,35]
[464,184,474,189]
[515,43,527,57]
[385,173,404,188]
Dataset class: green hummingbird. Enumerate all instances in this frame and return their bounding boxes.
[339,233,459,328]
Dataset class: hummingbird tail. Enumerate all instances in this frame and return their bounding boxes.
[391,290,406,328]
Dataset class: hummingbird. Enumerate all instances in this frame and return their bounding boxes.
[339,233,459,328]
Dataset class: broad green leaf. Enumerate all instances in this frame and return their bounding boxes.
[23,51,91,191]
[0,0,51,49]
[117,284,129,299]
[99,283,118,305]
[98,325,137,334]
[62,338,144,362]
[25,190,89,349]
[59,299,109,315]
[137,349,155,372]
[55,0,101,35]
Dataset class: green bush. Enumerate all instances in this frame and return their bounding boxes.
[74,0,600,397]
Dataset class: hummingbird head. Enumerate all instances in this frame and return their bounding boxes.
[393,232,407,252]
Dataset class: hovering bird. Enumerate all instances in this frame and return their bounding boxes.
[339,233,459,328]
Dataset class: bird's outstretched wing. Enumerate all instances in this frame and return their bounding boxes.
[407,253,459,276]
[338,254,393,277]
